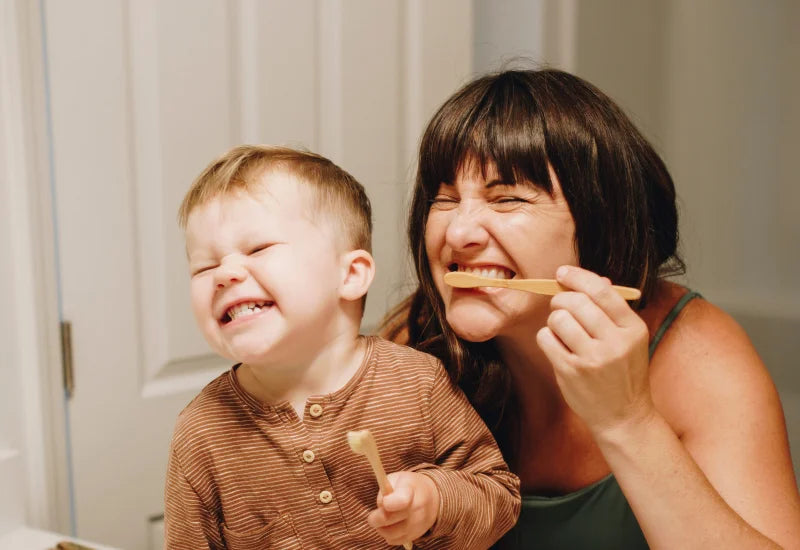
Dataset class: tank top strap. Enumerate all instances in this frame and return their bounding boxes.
[648,289,702,358]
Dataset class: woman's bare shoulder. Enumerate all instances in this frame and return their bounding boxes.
[645,286,800,539]
[645,282,779,438]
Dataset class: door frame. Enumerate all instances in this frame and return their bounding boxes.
[1,0,72,535]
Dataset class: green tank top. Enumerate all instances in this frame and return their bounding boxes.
[495,290,701,549]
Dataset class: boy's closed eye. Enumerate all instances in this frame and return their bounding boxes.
[247,243,274,255]
[191,264,217,277]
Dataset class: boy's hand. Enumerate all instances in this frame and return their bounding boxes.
[366,471,440,546]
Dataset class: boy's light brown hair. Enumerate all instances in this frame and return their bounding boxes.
[178,145,372,253]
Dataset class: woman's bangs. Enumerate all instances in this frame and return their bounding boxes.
[419,75,553,192]
[418,97,481,195]
[481,100,551,190]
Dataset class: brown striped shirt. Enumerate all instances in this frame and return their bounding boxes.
[164,336,520,549]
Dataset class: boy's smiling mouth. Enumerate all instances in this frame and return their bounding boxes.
[220,300,274,324]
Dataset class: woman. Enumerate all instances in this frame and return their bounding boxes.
[382,69,800,548]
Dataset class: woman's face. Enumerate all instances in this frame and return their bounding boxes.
[424,159,578,343]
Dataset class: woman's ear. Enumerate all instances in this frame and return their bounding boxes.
[339,249,375,302]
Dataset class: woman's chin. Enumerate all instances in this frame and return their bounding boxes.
[446,315,503,343]
[444,300,509,342]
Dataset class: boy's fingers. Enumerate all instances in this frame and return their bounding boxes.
[377,522,412,545]
[367,506,409,528]
[381,485,413,512]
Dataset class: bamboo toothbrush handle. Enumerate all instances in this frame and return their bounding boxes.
[514,279,641,300]
[443,271,642,300]
[360,436,413,550]
[365,451,392,496]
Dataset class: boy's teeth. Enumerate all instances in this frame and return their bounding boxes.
[226,301,268,321]
[459,266,510,279]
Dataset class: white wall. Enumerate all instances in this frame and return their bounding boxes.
[473,0,544,71]
[0,78,26,533]
[473,0,800,478]
[1,0,38,533]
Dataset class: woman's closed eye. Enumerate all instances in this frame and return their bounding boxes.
[490,195,531,212]
[429,195,460,210]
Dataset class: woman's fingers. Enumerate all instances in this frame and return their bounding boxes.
[550,291,613,340]
[534,267,654,433]
[555,265,641,328]
[546,307,594,355]
[536,326,574,370]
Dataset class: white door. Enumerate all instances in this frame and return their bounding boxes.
[43,1,471,548]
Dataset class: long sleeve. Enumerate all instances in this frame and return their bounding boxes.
[164,445,223,550]
[413,359,521,549]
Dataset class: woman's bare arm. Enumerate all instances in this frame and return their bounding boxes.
[622,298,800,548]
[540,267,800,549]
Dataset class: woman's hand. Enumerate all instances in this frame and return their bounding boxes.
[536,265,655,437]
[366,471,440,546]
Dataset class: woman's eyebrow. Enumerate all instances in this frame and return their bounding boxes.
[485,178,516,188]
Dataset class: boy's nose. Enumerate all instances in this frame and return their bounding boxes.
[214,258,248,289]
[445,204,490,251]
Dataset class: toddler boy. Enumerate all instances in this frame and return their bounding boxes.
[164,145,520,549]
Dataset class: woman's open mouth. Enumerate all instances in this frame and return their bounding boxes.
[448,263,515,280]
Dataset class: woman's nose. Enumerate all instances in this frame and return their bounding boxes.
[213,257,248,289]
[444,203,490,251]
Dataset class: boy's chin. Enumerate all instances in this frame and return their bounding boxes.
[214,341,273,366]
[226,349,274,367]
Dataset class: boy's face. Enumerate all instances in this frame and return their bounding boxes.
[185,171,347,367]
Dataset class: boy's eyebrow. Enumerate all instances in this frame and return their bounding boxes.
[184,242,206,263]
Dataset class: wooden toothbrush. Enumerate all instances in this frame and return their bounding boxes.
[444,271,642,300]
[347,429,414,550]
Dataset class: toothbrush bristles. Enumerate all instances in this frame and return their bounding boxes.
[347,429,369,453]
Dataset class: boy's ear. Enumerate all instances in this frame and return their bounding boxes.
[339,249,375,302]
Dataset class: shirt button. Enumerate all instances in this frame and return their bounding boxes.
[319,490,333,504]
[302,450,315,463]
[309,404,323,418]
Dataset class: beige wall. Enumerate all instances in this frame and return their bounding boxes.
[570,0,799,307]
[474,0,800,477]
[572,0,800,476]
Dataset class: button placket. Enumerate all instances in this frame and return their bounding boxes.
[300,399,346,536]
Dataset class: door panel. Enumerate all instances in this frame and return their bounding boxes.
[44,1,471,548]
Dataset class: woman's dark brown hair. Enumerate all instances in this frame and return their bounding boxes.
[383,68,684,460]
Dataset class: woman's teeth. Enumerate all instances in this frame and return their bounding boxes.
[458,265,512,279]
[225,301,269,322]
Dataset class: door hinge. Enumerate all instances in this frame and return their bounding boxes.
[60,321,74,398]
